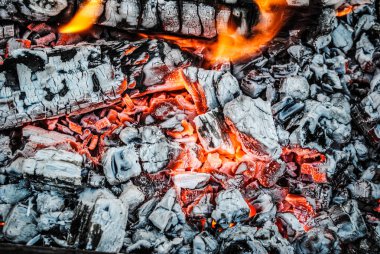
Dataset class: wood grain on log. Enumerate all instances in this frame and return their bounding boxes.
[0,39,192,130]
[0,0,259,39]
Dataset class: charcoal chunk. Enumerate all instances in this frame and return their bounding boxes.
[102,145,141,185]
[211,189,250,229]
[223,95,281,159]
[194,110,234,154]
[3,204,39,244]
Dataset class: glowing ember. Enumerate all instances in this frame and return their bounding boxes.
[0,222,4,227]
[59,0,103,34]
[336,5,354,17]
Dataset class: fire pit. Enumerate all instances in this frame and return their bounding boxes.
[0,0,379,253]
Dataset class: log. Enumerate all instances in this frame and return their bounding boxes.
[0,39,192,130]
[0,0,259,39]
[0,39,244,130]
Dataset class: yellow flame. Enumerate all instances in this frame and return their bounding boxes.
[209,0,289,63]
[59,0,103,34]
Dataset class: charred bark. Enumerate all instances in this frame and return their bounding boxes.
[0,39,193,130]
[1,0,259,39]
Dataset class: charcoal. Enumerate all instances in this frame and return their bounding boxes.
[85,198,128,252]
[277,213,305,240]
[218,225,267,254]
[251,193,277,225]
[310,200,367,242]
[37,210,74,232]
[356,33,376,72]
[0,181,30,205]
[102,145,141,185]
[189,193,214,218]
[194,110,234,154]
[294,227,341,254]
[254,222,294,254]
[22,126,75,153]
[148,188,186,232]
[36,191,65,213]
[87,171,106,187]
[0,204,12,221]
[119,126,141,144]
[132,197,159,229]
[134,126,181,173]
[347,180,380,200]
[0,40,191,130]
[240,70,274,98]
[280,76,310,100]
[3,204,39,244]
[22,148,83,190]
[289,94,351,150]
[172,173,210,189]
[193,232,218,254]
[183,67,241,113]
[331,22,354,53]
[223,95,281,159]
[68,188,129,251]
[0,0,69,21]
[211,189,250,229]
[119,181,145,213]
[0,135,11,166]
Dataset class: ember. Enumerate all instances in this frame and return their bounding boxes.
[0,0,379,254]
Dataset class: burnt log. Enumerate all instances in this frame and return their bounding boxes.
[0,39,192,130]
[1,0,259,39]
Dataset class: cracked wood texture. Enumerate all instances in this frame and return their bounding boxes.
[0,0,258,38]
[0,39,193,130]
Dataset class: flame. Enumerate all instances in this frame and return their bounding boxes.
[138,0,289,64]
[59,0,103,34]
[208,0,288,63]
[336,5,354,17]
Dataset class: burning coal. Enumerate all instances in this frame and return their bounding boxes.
[0,0,379,254]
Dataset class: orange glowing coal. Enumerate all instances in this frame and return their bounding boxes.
[59,0,103,34]
[336,5,354,17]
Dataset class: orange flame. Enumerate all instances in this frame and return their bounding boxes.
[59,0,103,34]
[336,5,354,17]
[209,0,289,63]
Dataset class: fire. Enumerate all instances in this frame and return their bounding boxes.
[336,5,354,17]
[208,0,289,63]
[0,222,4,227]
[59,0,103,34]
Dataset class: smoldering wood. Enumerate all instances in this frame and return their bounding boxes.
[1,0,259,39]
[0,39,192,130]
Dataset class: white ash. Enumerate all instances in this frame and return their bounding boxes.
[189,193,214,218]
[251,193,277,225]
[86,198,128,252]
[193,231,218,254]
[0,181,31,205]
[183,67,242,111]
[294,227,341,254]
[223,95,281,159]
[3,204,39,244]
[280,76,310,100]
[172,172,210,189]
[119,181,145,214]
[148,188,186,232]
[309,200,367,243]
[102,145,141,185]
[37,210,74,232]
[211,189,250,229]
[22,148,83,190]
[36,191,65,214]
